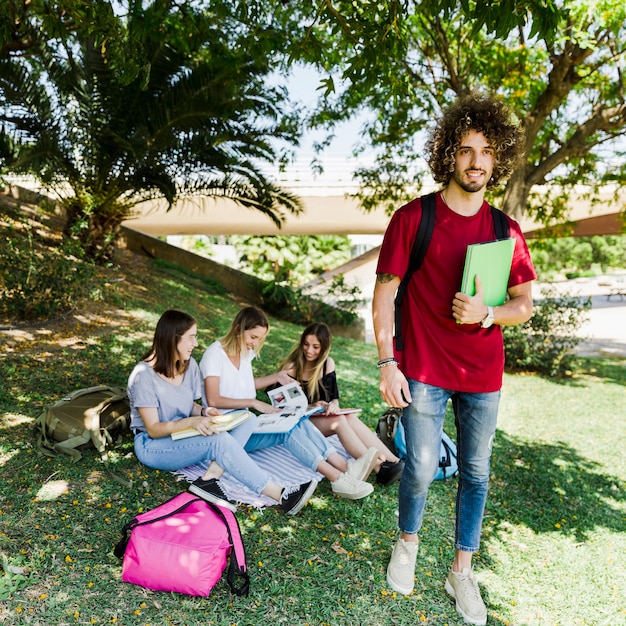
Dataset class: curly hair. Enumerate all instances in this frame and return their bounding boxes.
[426,93,525,189]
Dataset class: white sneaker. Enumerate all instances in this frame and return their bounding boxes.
[347,446,379,481]
[445,568,487,626]
[331,472,373,500]
[386,537,418,595]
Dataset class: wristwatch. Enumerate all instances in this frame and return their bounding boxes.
[480,306,495,329]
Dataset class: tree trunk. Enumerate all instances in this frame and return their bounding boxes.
[62,200,123,264]
[502,169,531,220]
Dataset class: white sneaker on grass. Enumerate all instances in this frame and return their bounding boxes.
[444,567,487,626]
[347,446,379,482]
[331,472,373,499]
[386,537,418,595]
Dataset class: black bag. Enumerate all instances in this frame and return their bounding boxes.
[375,407,403,456]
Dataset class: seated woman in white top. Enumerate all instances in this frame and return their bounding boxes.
[199,307,377,501]
[127,309,316,515]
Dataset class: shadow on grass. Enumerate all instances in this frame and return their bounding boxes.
[575,356,626,386]
[513,356,626,389]
[487,430,625,542]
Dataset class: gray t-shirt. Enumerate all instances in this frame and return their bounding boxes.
[127,358,204,433]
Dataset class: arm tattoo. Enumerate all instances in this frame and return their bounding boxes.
[376,273,398,284]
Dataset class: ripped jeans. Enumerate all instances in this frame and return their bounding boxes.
[398,380,500,552]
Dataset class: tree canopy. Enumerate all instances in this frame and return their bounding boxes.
[1,0,624,263]
[279,1,626,229]
[0,0,301,259]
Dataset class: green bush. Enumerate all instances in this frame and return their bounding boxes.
[261,272,362,327]
[234,235,353,285]
[0,227,96,324]
[529,235,626,277]
[503,286,592,377]
[261,273,304,322]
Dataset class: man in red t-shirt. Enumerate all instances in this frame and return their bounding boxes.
[373,94,536,625]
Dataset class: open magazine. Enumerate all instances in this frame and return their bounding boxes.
[259,381,363,433]
[267,381,308,410]
[254,405,324,434]
[266,380,362,419]
[254,381,323,433]
[171,409,254,440]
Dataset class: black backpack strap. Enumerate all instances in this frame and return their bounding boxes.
[394,192,437,351]
[439,438,452,471]
[490,205,510,240]
[211,504,250,597]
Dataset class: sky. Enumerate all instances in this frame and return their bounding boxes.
[266,66,377,188]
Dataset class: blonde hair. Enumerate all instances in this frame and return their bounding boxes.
[281,322,332,403]
[220,306,269,358]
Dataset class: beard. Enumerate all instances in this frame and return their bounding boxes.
[452,169,489,193]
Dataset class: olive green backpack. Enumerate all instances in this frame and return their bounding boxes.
[36,385,130,463]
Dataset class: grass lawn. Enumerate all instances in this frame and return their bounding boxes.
[0,251,624,626]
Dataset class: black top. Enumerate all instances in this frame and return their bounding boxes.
[301,360,339,403]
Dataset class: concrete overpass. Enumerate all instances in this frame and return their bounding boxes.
[123,183,625,238]
[6,177,623,344]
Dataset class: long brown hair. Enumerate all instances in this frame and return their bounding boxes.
[282,322,332,403]
[142,309,196,378]
[220,306,269,358]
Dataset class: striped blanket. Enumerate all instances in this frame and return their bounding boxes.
[173,435,351,509]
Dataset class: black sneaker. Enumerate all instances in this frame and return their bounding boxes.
[189,477,237,512]
[280,480,318,515]
[376,460,405,486]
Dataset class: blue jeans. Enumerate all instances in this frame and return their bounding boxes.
[134,427,272,495]
[228,418,256,447]
[245,419,334,472]
[398,380,500,552]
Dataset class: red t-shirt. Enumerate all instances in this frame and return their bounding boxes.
[376,193,536,392]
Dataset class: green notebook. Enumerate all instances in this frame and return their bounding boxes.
[460,238,516,306]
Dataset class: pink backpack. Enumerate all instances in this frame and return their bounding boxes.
[114,492,249,597]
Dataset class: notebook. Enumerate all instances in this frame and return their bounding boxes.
[460,238,515,306]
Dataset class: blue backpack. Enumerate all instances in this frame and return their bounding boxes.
[394,422,458,481]
[376,408,458,481]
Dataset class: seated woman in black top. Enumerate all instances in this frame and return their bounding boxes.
[281,322,404,485]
